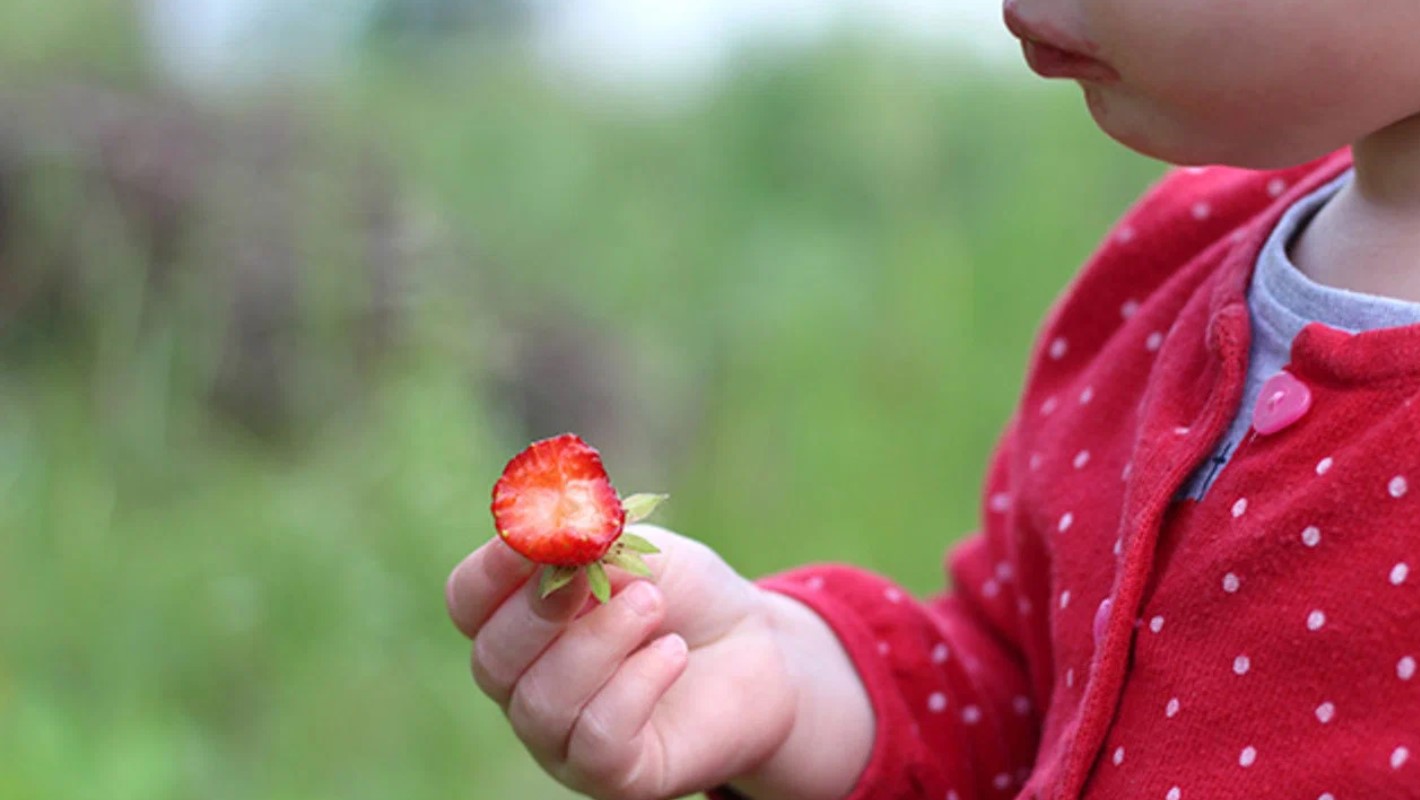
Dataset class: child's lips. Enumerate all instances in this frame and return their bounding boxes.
[1019,39,1121,83]
[1003,2,1121,84]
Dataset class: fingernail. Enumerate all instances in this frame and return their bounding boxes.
[622,582,660,616]
[653,633,687,658]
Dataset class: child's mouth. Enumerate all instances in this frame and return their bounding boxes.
[1020,38,1121,83]
[1003,2,1121,84]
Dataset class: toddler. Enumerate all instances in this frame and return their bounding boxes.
[445,0,1420,797]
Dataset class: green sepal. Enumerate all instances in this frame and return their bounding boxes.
[615,532,661,555]
[586,562,612,604]
[601,549,654,579]
[621,493,669,525]
[539,565,578,598]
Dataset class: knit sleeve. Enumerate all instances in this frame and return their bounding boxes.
[710,422,1042,800]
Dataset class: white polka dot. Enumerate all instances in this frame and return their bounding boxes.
[1050,337,1069,360]
[1080,386,1096,404]
[1319,794,1336,800]
[1390,476,1409,498]
[947,791,961,800]
[928,692,948,713]
[932,643,950,663]
[1398,656,1416,681]
[1234,654,1251,675]
[1301,526,1322,547]
[1074,451,1091,469]
[962,705,982,724]
[1315,702,1335,724]
[1013,695,1032,715]
[1058,512,1074,533]
[1392,563,1410,586]
[1222,573,1241,593]
[1113,538,1123,557]
[1122,463,1134,481]
[806,576,825,590]
[1192,202,1212,220]
[1393,746,1410,770]
[1307,610,1327,631]
[1018,597,1033,615]
[1231,498,1248,518]
[1030,453,1043,471]
[1113,746,1124,766]
[1173,426,1191,436]
[1149,615,1165,633]
[1060,589,1072,609]
[1185,166,1208,174]
[996,562,1014,582]
[1231,228,1248,243]
[1121,299,1140,318]
[1117,226,1137,244]
[1167,786,1181,800]
[1239,746,1257,767]
[1166,697,1180,718]
[1146,331,1164,352]
[1041,396,1060,415]
[992,773,1011,791]
[982,579,1000,598]
[989,493,1013,513]
[1066,668,1075,688]
[1316,457,1334,475]
[877,641,891,655]
[885,588,903,603]
[1267,178,1287,197]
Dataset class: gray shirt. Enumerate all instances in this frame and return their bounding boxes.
[1182,169,1420,498]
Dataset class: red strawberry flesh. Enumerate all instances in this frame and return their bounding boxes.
[491,434,626,567]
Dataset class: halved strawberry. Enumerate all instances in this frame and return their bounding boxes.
[492,433,625,566]
[491,433,667,602]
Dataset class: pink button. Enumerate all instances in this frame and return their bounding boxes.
[1252,370,1312,435]
[1093,598,1112,646]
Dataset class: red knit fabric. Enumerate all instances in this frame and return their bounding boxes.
[716,149,1420,800]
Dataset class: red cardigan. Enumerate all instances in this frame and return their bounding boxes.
[740,150,1420,800]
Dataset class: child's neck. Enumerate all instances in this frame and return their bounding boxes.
[1288,112,1420,303]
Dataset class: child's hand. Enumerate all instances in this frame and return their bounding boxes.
[445,524,873,800]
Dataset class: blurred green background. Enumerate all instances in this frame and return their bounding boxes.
[0,2,1162,798]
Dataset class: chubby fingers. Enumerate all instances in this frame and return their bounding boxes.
[470,568,594,703]
[445,537,537,639]
[507,580,669,758]
[560,631,689,798]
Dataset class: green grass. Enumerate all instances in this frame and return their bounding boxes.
[0,33,1163,800]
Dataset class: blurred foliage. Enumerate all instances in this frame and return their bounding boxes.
[0,4,1163,799]
[0,0,144,80]
[367,0,526,40]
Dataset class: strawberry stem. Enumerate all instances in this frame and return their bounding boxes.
[602,549,653,578]
[539,566,578,598]
[616,532,661,554]
[621,493,669,525]
[586,562,611,603]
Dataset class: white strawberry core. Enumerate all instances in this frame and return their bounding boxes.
[529,480,604,538]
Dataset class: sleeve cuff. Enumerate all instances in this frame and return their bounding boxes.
[705,565,944,800]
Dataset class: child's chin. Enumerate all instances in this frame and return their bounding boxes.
[1080,86,1199,165]
[1083,86,1341,169]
